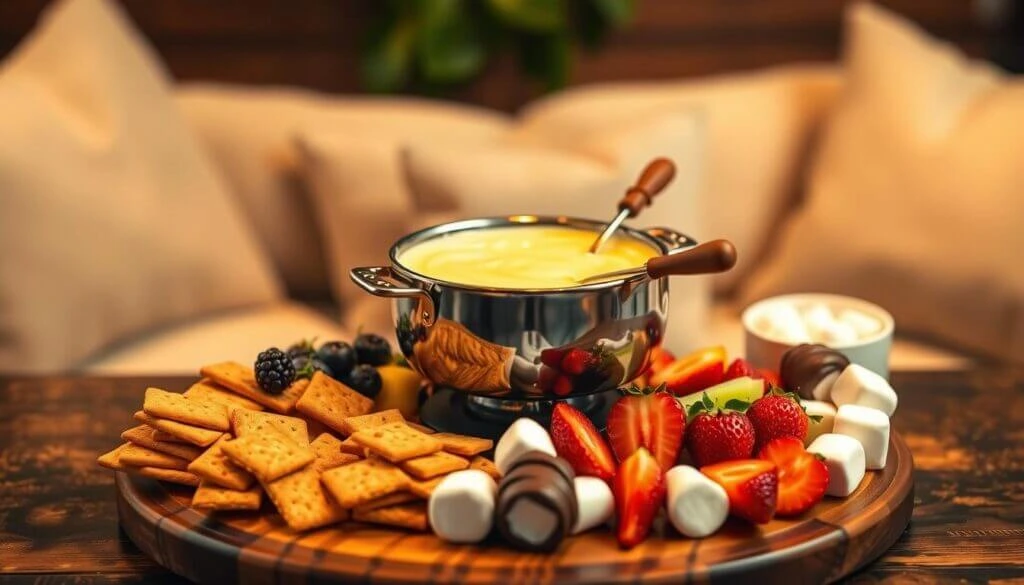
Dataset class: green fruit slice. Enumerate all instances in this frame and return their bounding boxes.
[677,376,764,416]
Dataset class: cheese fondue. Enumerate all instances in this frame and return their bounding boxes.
[397,226,658,289]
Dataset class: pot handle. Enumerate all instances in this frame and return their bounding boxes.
[350,266,436,326]
[642,226,698,253]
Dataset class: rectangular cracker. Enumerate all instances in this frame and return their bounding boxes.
[187,436,254,491]
[405,421,436,435]
[339,437,365,457]
[121,425,203,461]
[353,491,419,513]
[337,409,405,436]
[431,433,493,457]
[400,451,470,480]
[408,476,445,499]
[231,409,309,445]
[310,433,360,472]
[295,372,374,434]
[351,422,443,463]
[184,378,265,413]
[264,467,347,532]
[199,361,308,413]
[352,503,428,532]
[143,387,230,431]
[97,443,130,471]
[127,466,201,486]
[221,429,314,483]
[192,482,262,511]
[119,444,190,471]
[134,411,223,447]
[321,458,411,509]
[469,456,501,480]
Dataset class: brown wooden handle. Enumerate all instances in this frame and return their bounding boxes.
[645,239,737,278]
[619,158,676,218]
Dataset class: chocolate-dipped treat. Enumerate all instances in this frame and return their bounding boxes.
[780,343,851,401]
[495,451,578,552]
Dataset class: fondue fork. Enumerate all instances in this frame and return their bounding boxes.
[589,158,677,254]
[578,239,737,284]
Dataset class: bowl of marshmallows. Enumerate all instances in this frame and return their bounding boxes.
[742,293,894,378]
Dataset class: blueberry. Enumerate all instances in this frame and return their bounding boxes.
[317,341,356,379]
[355,333,392,366]
[292,355,333,379]
[286,340,316,360]
[346,364,382,398]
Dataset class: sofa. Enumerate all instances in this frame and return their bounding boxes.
[7,0,1014,376]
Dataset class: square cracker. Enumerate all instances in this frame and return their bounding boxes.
[469,456,501,480]
[97,443,130,471]
[121,425,203,461]
[352,503,428,532]
[264,467,347,532]
[400,451,470,480]
[221,429,315,483]
[353,491,418,513]
[295,372,374,434]
[321,458,411,509]
[339,437,365,457]
[192,482,262,511]
[407,476,445,499]
[351,422,442,463]
[405,421,436,435]
[187,436,254,491]
[337,409,405,436]
[119,444,190,471]
[310,433,360,472]
[143,388,229,431]
[199,361,308,413]
[134,411,223,447]
[231,410,309,445]
[431,433,493,457]
[128,466,201,487]
[185,378,264,413]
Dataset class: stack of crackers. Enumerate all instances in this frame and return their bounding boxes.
[98,362,500,533]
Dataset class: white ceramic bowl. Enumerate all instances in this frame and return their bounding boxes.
[741,293,895,378]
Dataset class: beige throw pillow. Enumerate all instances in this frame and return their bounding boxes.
[743,3,1024,363]
[0,0,282,372]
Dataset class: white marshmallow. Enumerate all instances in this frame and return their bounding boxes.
[830,364,898,416]
[760,304,811,343]
[837,308,882,337]
[809,370,842,402]
[665,466,729,538]
[834,404,890,469]
[572,477,614,535]
[803,303,835,333]
[508,498,559,546]
[807,434,866,497]
[428,470,497,543]
[802,400,838,445]
[812,320,858,345]
[494,418,556,475]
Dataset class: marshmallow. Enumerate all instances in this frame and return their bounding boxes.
[807,434,866,497]
[830,364,898,416]
[665,466,729,538]
[428,470,497,543]
[802,400,837,446]
[572,476,614,535]
[760,303,811,343]
[833,404,890,469]
[813,320,859,345]
[803,304,835,333]
[495,418,556,475]
[837,308,882,337]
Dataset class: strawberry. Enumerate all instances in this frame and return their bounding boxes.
[561,348,597,375]
[684,397,755,467]
[645,346,676,375]
[613,447,665,548]
[757,368,782,391]
[758,437,829,517]
[746,388,808,452]
[649,346,726,396]
[539,348,566,368]
[550,403,617,482]
[701,459,778,524]
[724,358,756,380]
[606,385,685,471]
[536,365,558,391]
[552,374,574,396]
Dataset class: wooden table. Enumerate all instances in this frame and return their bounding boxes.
[1,371,1022,584]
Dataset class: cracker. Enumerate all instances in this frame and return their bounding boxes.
[97,443,130,471]
[264,467,347,531]
[119,444,190,471]
[199,361,308,413]
[400,451,470,480]
[128,466,201,486]
[184,378,264,413]
[353,491,419,513]
[192,482,262,511]
[469,456,502,480]
[339,437,365,457]
[220,430,315,483]
[134,411,223,447]
[337,409,405,436]
[187,436,254,490]
[231,409,309,445]
[431,433,493,457]
[295,372,374,434]
[352,503,428,532]
[321,458,411,509]
[405,421,436,435]
[408,476,445,499]
[143,387,230,431]
[310,433,360,472]
[351,422,442,463]
[121,425,203,461]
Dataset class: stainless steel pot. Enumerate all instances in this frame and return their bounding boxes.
[350,215,697,399]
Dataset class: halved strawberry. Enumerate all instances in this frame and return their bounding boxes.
[606,385,685,471]
[646,346,676,375]
[758,437,829,517]
[561,348,598,375]
[613,447,665,549]
[550,403,616,482]
[701,459,778,524]
[650,346,726,396]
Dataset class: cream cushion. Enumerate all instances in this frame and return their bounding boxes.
[520,65,842,295]
[177,85,512,298]
[743,4,1024,364]
[0,0,282,372]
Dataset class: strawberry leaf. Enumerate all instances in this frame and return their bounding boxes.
[722,398,751,412]
[808,414,823,424]
[701,392,714,411]
[687,400,707,418]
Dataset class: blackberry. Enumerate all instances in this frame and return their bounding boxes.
[254,347,295,394]
[354,333,392,366]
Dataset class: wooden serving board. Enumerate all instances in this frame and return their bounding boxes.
[115,433,913,585]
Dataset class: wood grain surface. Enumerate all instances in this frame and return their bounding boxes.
[1,371,1022,584]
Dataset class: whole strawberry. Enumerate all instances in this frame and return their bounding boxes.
[684,396,755,467]
[747,389,808,452]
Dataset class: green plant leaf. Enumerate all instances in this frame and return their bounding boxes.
[362,17,417,92]
[723,399,751,412]
[517,32,570,91]
[416,0,486,84]
[687,400,707,418]
[487,0,566,32]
